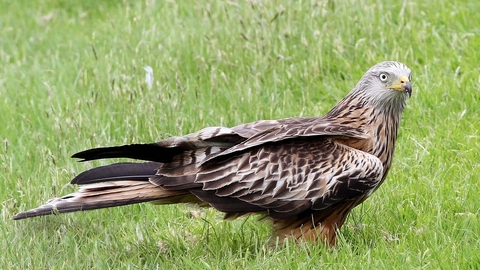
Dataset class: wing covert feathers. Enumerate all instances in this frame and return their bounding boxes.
[194,138,383,220]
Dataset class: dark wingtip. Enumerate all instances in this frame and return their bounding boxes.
[71,152,87,161]
[70,162,159,185]
[70,144,182,163]
[71,147,118,162]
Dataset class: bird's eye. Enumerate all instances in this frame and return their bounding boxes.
[379,73,389,82]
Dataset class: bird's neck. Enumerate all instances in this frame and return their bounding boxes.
[324,93,405,177]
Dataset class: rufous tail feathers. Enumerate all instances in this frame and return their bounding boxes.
[13,161,193,220]
[12,181,189,220]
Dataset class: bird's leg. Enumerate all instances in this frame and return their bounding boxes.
[272,208,350,248]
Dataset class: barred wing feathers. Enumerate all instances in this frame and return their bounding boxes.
[151,118,379,221]
[192,138,383,220]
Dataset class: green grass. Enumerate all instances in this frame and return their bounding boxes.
[1,0,479,268]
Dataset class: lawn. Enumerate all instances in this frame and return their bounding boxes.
[1,0,479,269]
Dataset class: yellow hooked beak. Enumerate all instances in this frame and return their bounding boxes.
[388,76,412,97]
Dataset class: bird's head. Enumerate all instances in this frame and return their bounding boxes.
[353,61,412,112]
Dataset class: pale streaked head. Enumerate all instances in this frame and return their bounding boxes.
[349,61,412,113]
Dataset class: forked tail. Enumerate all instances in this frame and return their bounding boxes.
[13,180,190,220]
[13,161,191,220]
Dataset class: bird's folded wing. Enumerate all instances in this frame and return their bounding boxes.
[191,138,383,220]
[71,116,366,165]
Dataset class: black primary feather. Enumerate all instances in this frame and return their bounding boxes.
[71,143,185,163]
[71,162,160,184]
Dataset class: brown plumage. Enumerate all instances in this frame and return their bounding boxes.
[13,61,412,247]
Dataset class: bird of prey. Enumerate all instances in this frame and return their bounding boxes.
[13,61,412,247]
